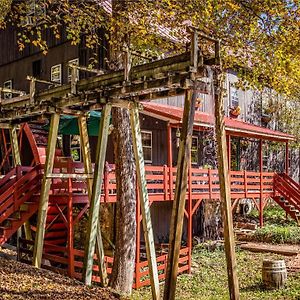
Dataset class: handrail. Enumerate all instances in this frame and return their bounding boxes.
[0,165,41,222]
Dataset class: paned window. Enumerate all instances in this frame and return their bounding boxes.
[191,136,199,165]
[68,58,79,82]
[70,135,81,162]
[141,130,152,163]
[51,64,62,84]
[3,80,12,99]
[230,84,239,107]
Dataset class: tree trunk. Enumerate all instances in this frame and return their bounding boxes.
[109,107,136,295]
[199,199,222,241]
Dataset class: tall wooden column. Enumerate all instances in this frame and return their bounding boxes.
[83,104,111,285]
[78,115,108,286]
[164,87,197,300]
[214,72,240,300]
[167,123,173,200]
[33,113,60,267]
[285,142,289,175]
[259,140,264,227]
[129,102,160,300]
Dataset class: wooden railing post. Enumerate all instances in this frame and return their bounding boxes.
[244,171,247,198]
[104,162,109,203]
[187,163,192,274]
[163,165,168,201]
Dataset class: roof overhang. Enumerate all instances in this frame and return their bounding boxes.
[142,102,295,143]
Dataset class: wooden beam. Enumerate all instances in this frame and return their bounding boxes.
[78,115,108,286]
[163,86,197,300]
[214,70,240,300]
[129,102,160,300]
[82,104,111,285]
[32,113,60,268]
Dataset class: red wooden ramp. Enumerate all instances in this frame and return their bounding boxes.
[0,165,41,245]
[273,173,300,224]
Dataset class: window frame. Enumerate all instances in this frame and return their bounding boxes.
[70,135,82,162]
[229,83,239,108]
[191,135,199,165]
[3,80,13,99]
[141,130,153,164]
[67,58,79,83]
[51,64,62,84]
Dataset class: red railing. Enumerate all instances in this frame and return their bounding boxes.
[18,238,189,289]
[0,165,41,224]
[48,159,276,204]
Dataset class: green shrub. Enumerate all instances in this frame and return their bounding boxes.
[253,224,300,244]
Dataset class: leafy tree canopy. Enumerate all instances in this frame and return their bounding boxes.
[1,0,300,97]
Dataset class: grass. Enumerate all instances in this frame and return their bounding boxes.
[132,248,300,300]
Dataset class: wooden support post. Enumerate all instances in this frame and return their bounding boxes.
[67,160,74,277]
[78,115,108,286]
[285,142,289,175]
[227,135,231,171]
[129,102,160,300]
[82,104,111,286]
[259,139,264,227]
[214,68,240,300]
[187,162,193,274]
[163,87,197,300]
[33,113,60,268]
[167,123,173,200]
[10,126,33,242]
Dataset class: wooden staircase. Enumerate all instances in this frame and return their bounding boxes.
[273,173,300,224]
[0,165,41,245]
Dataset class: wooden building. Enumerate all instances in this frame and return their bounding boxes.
[0,24,299,289]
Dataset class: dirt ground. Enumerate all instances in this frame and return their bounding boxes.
[0,249,119,300]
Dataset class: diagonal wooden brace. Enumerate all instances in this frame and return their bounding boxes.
[78,114,108,286]
[163,86,197,300]
[33,112,60,267]
[129,102,160,300]
[82,105,111,285]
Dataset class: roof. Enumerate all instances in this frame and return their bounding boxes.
[142,102,295,142]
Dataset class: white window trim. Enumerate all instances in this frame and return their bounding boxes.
[141,130,152,163]
[3,80,13,99]
[51,64,62,84]
[229,83,239,107]
[68,58,79,83]
[191,135,199,165]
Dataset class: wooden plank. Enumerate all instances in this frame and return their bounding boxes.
[214,67,240,300]
[82,104,111,285]
[32,113,60,268]
[78,115,108,286]
[163,86,197,300]
[129,103,160,300]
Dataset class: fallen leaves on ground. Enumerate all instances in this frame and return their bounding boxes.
[0,249,119,300]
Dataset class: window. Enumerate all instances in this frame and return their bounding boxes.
[230,84,239,107]
[70,135,81,162]
[191,136,198,165]
[141,131,152,163]
[3,80,12,99]
[51,64,62,84]
[68,58,79,82]
[32,59,42,77]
